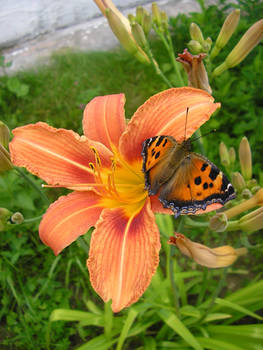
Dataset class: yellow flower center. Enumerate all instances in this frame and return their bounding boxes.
[90,146,148,217]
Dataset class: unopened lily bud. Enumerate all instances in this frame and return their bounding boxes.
[239,207,263,232]
[229,147,236,164]
[231,172,246,192]
[202,37,212,52]
[211,9,240,59]
[251,186,261,194]
[136,6,144,25]
[0,207,11,231]
[188,40,203,54]
[0,143,13,173]
[219,141,230,167]
[209,212,228,232]
[247,179,257,187]
[128,14,136,24]
[0,121,10,148]
[11,212,24,224]
[152,2,162,27]
[105,8,149,64]
[131,23,147,48]
[242,188,252,199]
[213,19,263,76]
[239,136,252,180]
[142,12,152,36]
[168,233,247,268]
[254,188,263,205]
[160,11,168,32]
[190,23,204,44]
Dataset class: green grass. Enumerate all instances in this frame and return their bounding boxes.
[1,0,263,348]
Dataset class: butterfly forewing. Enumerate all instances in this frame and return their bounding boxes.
[142,135,236,218]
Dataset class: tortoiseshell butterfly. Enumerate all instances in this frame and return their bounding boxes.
[142,135,235,218]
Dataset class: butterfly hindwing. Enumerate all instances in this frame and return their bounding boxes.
[142,135,236,218]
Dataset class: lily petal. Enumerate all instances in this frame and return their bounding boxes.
[83,94,126,151]
[150,195,173,215]
[40,191,102,255]
[10,122,112,186]
[119,87,220,162]
[87,200,160,312]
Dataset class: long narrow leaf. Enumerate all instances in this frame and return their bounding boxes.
[196,337,244,350]
[76,335,116,350]
[158,310,203,350]
[116,308,138,350]
[50,309,104,327]
[215,298,263,320]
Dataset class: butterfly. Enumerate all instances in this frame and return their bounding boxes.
[141,135,235,218]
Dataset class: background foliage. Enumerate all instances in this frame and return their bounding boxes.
[0,0,262,348]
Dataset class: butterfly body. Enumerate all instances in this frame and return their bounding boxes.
[142,135,235,218]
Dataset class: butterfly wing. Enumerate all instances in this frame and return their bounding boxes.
[159,153,235,217]
[142,136,178,195]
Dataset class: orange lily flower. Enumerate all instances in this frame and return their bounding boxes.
[9,87,220,312]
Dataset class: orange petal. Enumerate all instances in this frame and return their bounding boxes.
[119,87,220,162]
[87,200,161,312]
[83,94,126,151]
[10,122,112,186]
[40,191,102,255]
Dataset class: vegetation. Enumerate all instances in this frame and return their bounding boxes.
[0,0,262,349]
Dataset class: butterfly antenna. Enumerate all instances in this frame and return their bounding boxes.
[184,107,189,141]
[191,129,216,142]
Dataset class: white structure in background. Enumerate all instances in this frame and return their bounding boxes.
[0,0,201,72]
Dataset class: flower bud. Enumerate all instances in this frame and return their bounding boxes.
[188,40,203,54]
[219,141,230,167]
[0,121,10,148]
[209,212,228,232]
[251,186,261,194]
[241,188,252,199]
[211,9,240,59]
[152,2,162,27]
[160,11,168,32]
[231,172,246,192]
[136,6,144,25]
[168,233,247,268]
[239,207,263,233]
[128,14,136,24]
[131,23,147,48]
[11,212,24,224]
[0,207,12,231]
[239,136,252,180]
[190,23,204,44]
[142,12,152,37]
[254,188,263,205]
[202,37,212,52]
[229,147,236,164]
[213,19,263,76]
[0,143,13,173]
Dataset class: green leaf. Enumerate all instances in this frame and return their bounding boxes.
[50,309,104,327]
[202,313,232,323]
[214,298,263,321]
[158,309,203,350]
[76,334,116,350]
[116,308,138,350]
[196,337,244,350]
[206,325,263,350]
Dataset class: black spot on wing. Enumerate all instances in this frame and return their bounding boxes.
[155,136,164,147]
[209,183,213,188]
[155,151,160,159]
[162,138,168,147]
[201,163,208,172]
[209,167,219,180]
[203,182,208,190]
[194,176,202,185]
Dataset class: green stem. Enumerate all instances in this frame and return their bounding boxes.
[23,215,43,223]
[144,39,173,88]
[184,216,209,228]
[153,25,185,87]
[15,167,50,205]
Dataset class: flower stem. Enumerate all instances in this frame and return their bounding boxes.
[15,167,50,205]
[23,215,43,223]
